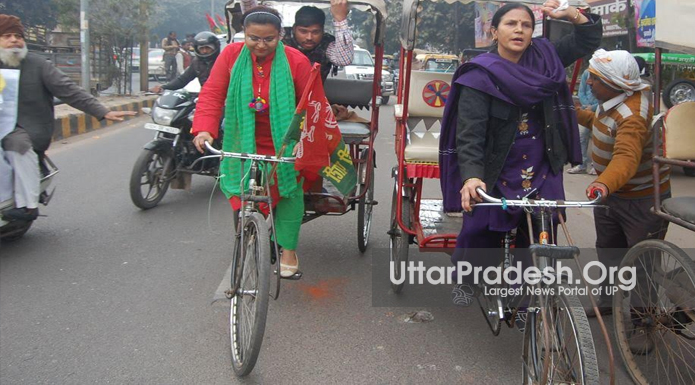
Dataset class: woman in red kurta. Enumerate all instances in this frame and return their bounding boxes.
[192,6,312,277]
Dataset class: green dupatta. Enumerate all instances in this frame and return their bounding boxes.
[220,42,298,198]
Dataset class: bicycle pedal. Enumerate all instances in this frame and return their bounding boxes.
[370,200,378,206]
[278,270,303,280]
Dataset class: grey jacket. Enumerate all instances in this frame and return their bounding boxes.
[1,52,109,152]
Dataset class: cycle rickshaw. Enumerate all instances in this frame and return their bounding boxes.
[199,0,387,376]
[389,0,616,383]
[609,1,695,383]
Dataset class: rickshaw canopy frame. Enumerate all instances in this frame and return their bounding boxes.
[225,0,388,46]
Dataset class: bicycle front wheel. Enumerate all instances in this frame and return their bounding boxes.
[522,290,599,385]
[229,212,271,377]
[614,239,695,385]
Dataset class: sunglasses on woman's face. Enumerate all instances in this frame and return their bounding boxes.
[246,35,277,44]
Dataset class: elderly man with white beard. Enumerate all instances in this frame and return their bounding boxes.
[0,14,135,221]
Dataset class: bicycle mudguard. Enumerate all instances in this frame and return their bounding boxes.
[529,244,579,260]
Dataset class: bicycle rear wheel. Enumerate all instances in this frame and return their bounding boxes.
[614,239,695,385]
[357,149,375,253]
[229,212,271,377]
[522,290,599,385]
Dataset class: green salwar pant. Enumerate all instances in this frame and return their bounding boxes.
[274,184,304,250]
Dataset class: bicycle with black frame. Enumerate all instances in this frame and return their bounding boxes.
[474,188,603,384]
[196,141,294,376]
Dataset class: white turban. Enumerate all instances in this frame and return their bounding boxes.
[589,49,649,96]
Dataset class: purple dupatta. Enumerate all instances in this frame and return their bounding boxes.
[439,38,581,212]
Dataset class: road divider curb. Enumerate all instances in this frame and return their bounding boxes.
[52,97,157,141]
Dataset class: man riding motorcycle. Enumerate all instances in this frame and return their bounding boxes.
[151,31,221,93]
[0,14,135,222]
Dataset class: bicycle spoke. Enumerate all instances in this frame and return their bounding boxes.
[616,242,695,384]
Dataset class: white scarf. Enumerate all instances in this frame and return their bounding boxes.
[589,49,648,96]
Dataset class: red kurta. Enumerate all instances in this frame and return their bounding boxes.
[192,42,312,156]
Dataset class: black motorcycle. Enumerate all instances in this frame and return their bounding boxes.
[1,154,58,243]
[129,88,220,209]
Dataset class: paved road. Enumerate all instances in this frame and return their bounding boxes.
[2,105,695,384]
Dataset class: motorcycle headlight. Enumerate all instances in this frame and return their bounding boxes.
[152,106,177,126]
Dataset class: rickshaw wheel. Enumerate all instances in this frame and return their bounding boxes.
[613,239,695,385]
[357,149,375,253]
[389,181,410,294]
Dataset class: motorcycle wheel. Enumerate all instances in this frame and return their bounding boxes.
[129,149,173,209]
[0,220,33,243]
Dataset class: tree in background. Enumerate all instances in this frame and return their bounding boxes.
[0,0,58,29]
[149,0,211,45]
[408,1,475,55]
[352,0,475,57]
[52,0,157,92]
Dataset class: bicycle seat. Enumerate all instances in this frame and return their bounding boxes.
[529,244,579,260]
[662,197,695,225]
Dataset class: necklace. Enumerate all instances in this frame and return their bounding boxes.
[249,63,269,113]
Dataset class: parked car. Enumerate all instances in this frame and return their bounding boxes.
[131,47,141,69]
[342,47,394,103]
[148,49,166,81]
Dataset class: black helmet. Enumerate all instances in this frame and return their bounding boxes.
[193,31,220,62]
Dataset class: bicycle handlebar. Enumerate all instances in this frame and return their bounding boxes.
[204,141,295,164]
[475,187,602,208]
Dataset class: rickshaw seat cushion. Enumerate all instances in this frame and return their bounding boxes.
[338,121,370,144]
[324,77,373,108]
[664,102,695,160]
[407,70,454,118]
[662,197,695,225]
[404,131,439,163]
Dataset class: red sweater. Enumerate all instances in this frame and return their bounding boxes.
[192,42,312,154]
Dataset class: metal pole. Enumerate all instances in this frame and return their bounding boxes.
[140,0,149,92]
[211,0,215,18]
[80,0,91,92]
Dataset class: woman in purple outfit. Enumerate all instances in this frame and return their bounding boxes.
[438,1,602,305]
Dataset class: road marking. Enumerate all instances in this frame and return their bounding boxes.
[212,259,233,306]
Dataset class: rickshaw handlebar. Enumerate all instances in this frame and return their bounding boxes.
[204,141,296,164]
[474,187,602,208]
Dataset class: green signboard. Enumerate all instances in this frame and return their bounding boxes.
[633,53,695,65]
